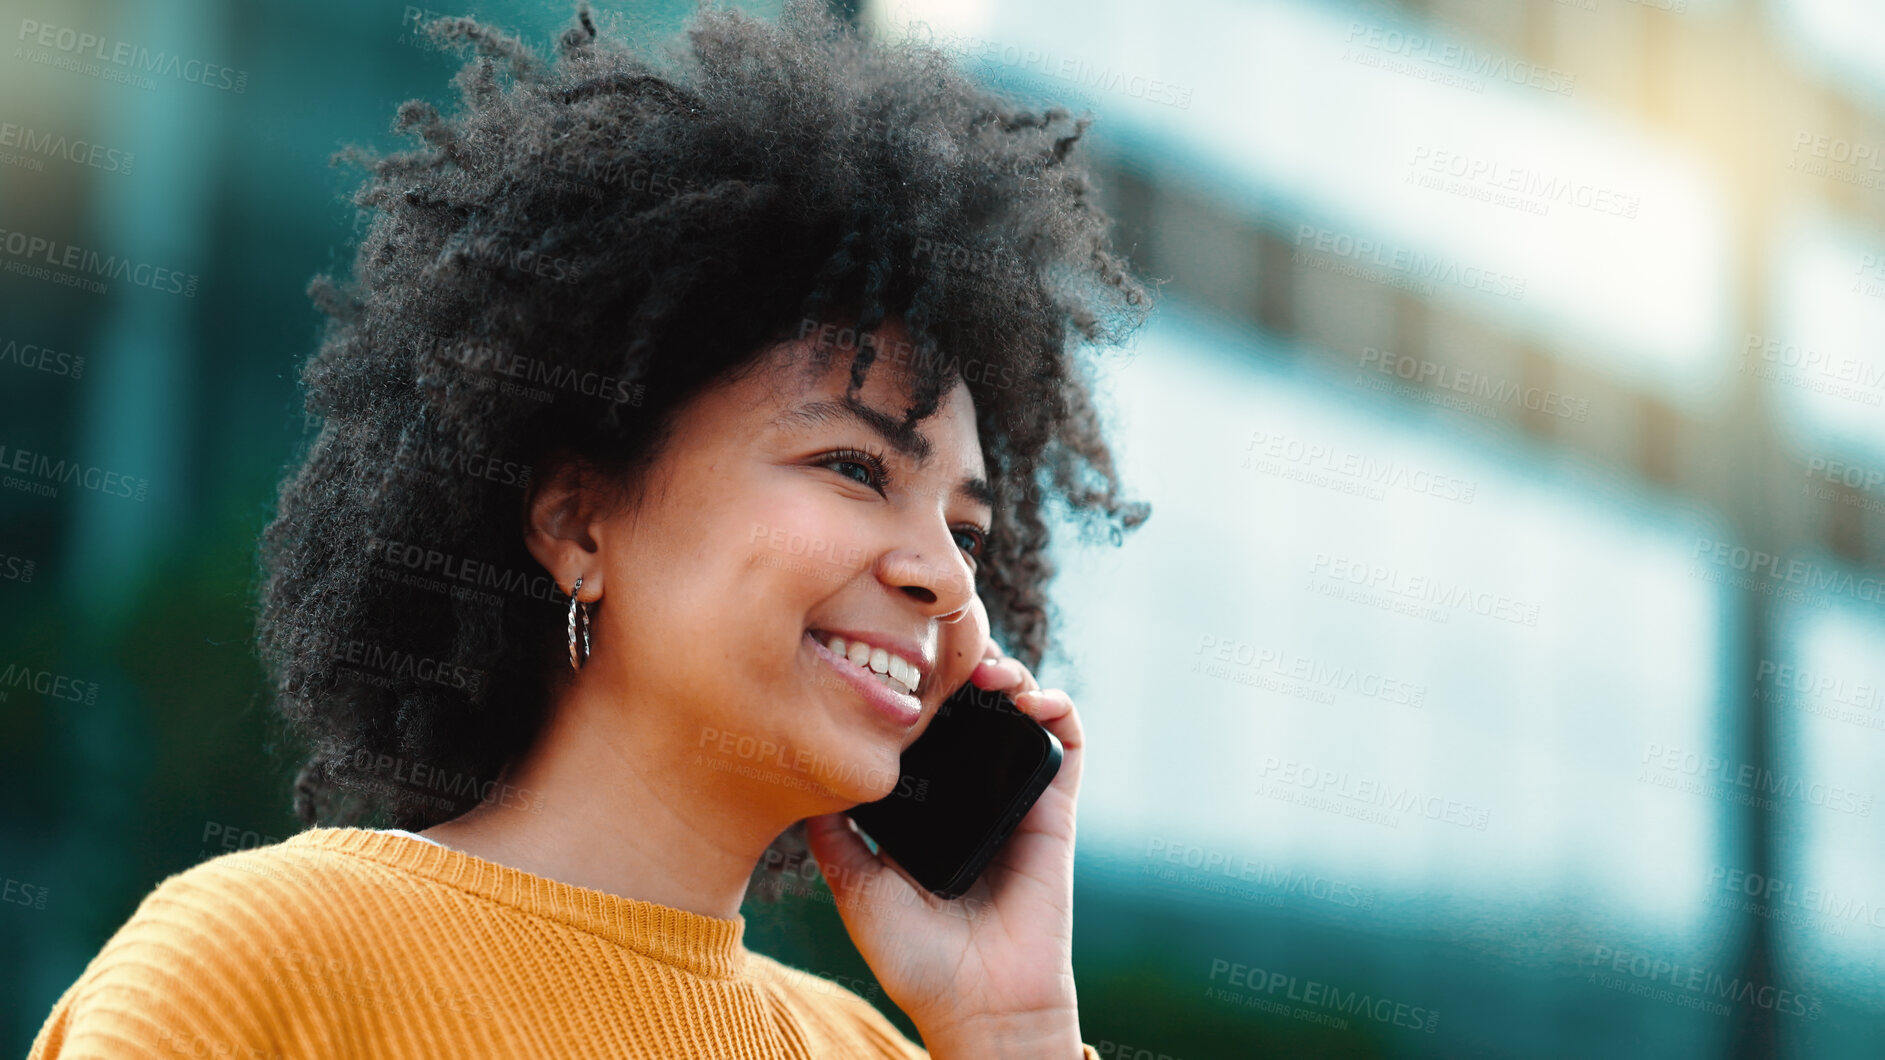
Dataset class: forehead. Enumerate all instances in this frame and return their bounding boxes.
[746,329,986,468]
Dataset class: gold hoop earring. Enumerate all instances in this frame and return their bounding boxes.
[567,575,591,671]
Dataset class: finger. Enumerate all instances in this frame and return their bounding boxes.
[1013,686,1070,722]
[969,655,1038,695]
[802,813,904,911]
[1013,687,1082,753]
[803,813,881,896]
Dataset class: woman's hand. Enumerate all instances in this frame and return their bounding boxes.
[802,598,1086,1060]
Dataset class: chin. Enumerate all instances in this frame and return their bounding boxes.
[790,659,916,801]
[805,728,905,807]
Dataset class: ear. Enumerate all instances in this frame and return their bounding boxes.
[523,454,613,602]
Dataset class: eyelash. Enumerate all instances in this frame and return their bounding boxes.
[816,447,991,563]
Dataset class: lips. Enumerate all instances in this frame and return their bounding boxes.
[805,630,922,727]
[807,629,919,694]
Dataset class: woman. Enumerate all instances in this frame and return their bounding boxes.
[29,2,1150,1057]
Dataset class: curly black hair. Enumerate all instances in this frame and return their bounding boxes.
[255,0,1152,880]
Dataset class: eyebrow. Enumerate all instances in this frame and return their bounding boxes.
[771,398,996,510]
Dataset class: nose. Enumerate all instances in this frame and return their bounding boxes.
[876,523,976,619]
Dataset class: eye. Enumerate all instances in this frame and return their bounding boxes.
[952,525,990,564]
[817,448,891,494]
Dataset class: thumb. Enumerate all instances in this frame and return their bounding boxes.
[803,813,900,912]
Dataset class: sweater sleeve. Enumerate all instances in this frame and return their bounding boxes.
[28,869,286,1060]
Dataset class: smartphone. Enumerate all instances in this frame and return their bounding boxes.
[845,678,1063,899]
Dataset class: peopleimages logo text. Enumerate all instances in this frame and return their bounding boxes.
[365,537,561,603]
[0,443,149,500]
[0,121,133,174]
[16,19,248,92]
[1589,945,1820,1020]
[1640,742,1871,816]
[0,662,101,704]
[1691,536,1885,603]
[1259,756,1491,830]
[0,337,85,379]
[1293,225,1525,299]
[1208,959,1440,1032]
[0,228,197,296]
[1343,22,1575,95]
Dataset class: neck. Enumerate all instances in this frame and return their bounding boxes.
[421,683,805,922]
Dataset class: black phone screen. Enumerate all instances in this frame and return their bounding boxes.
[845,680,1063,898]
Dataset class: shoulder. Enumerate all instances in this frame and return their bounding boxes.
[744,950,928,1058]
[27,831,399,1060]
[106,829,392,955]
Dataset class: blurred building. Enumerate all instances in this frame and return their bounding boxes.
[2,0,1882,1057]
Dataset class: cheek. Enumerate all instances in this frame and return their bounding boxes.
[743,494,874,581]
[599,544,768,687]
[936,621,989,698]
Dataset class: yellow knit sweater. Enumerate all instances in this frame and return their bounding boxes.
[29,827,1102,1059]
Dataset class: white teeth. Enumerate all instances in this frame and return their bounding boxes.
[817,632,920,694]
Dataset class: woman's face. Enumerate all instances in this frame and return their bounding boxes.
[570,326,995,811]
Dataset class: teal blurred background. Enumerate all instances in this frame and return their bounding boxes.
[5,0,1885,1057]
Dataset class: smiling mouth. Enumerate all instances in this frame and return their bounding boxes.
[806,629,917,696]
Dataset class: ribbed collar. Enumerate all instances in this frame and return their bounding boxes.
[287,827,750,980]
